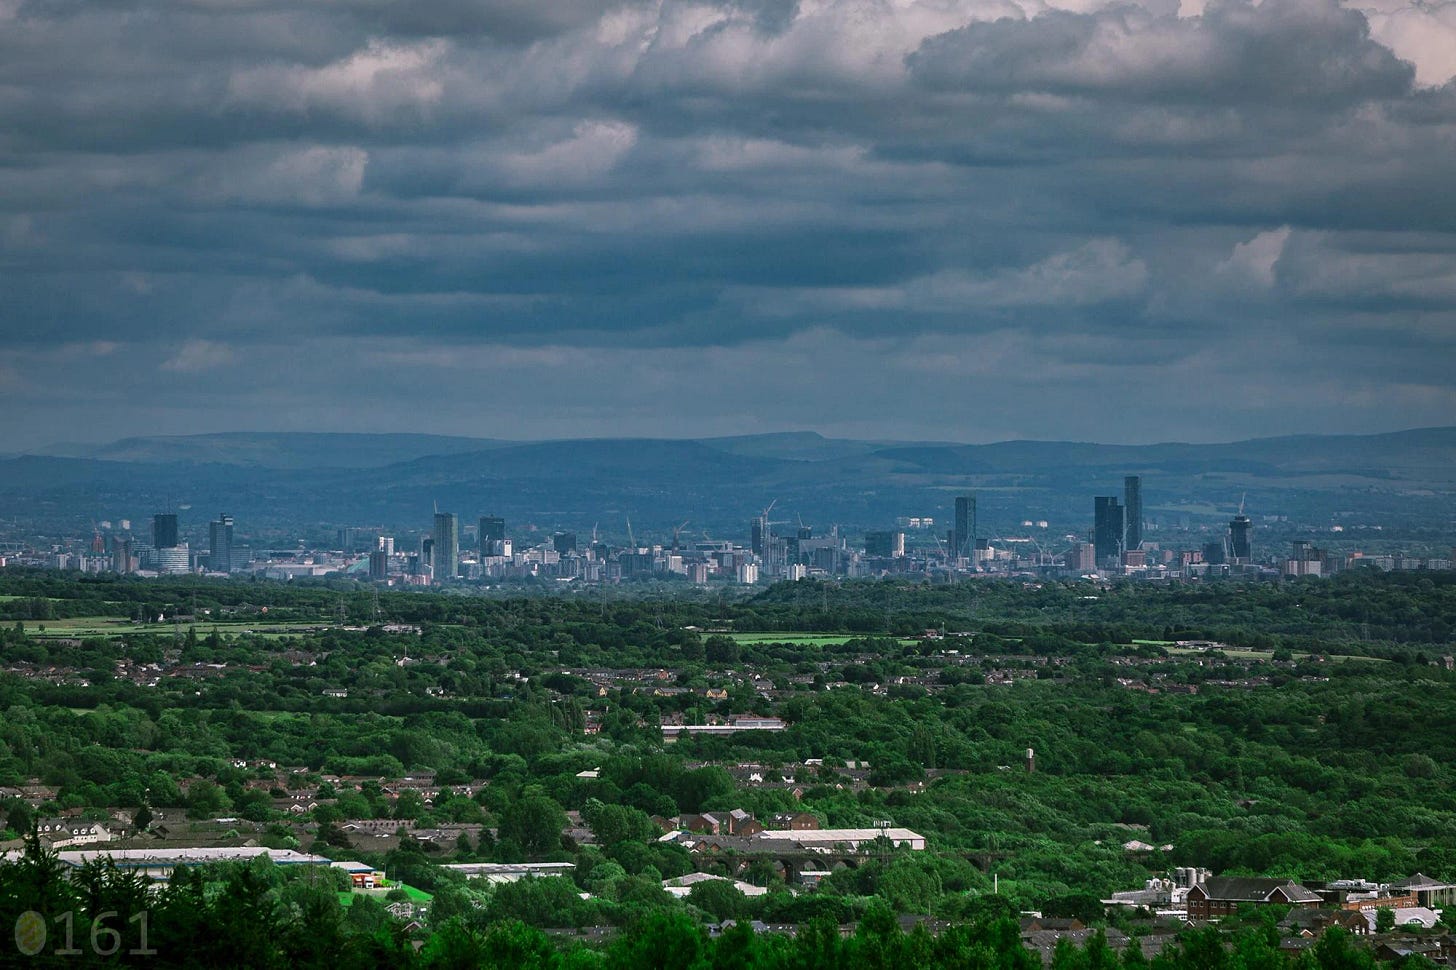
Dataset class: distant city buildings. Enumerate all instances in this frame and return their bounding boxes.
[1094,496,1124,568]
[431,512,458,583]
[209,513,234,573]
[864,531,905,559]
[1230,510,1253,562]
[1124,476,1142,552]
[953,495,976,560]
[109,536,133,574]
[7,467,1453,586]
[479,516,505,558]
[147,512,191,572]
[1066,542,1097,573]
[153,513,178,550]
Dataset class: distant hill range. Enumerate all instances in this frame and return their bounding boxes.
[5,427,1455,539]
[36,432,516,469]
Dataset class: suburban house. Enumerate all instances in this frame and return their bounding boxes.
[1278,908,1369,938]
[682,810,763,837]
[36,819,112,848]
[1186,877,1322,918]
[771,812,821,831]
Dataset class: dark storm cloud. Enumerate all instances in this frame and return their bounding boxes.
[908,0,1413,107]
[1,0,1455,449]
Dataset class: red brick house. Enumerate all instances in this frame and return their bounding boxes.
[1186,877,1322,918]
[771,812,821,831]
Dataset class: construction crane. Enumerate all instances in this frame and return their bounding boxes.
[671,520,690,551]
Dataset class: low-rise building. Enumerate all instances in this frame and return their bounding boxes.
[1186,877,1321,919]
[1392,873,1456,910]
[0,847,332,883]
[35,819,112,848]
[441,862,576,884]
[754,827,926,852]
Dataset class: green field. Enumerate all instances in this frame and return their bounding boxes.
[22,616,151,636]
[1164,645,1382,663]
[22,616,341,638]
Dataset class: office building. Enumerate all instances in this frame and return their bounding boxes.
[110,538,133,574]
[153,513,178,550]
[864,531,905,558]
[1066,542,1097,572]
[1230,512,1252,562]
[479,516,505,558]
[553,532,578,555]
[1093,497,1124,567]
[1124,476,1142,551]
[368,550,388,580]
[953,495,976,559]
[152,546,190,574]
[209,513,234,573]
[432,512,458,583]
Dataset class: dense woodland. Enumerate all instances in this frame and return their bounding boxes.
[1,569,1454,966]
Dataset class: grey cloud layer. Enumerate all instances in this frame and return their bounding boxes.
[1,0,1454,446]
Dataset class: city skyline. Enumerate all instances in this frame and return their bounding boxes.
[3,0,1456,450]
[15,468,1446,585]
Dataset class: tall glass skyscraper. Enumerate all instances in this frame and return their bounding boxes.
[209,513,233,573]
[1093,496,1124,567]
[1123,476,1142,552]
[953,494,976,559]
[1230,513,1252,561]
[479,516,505,558]
[153,513,179,550]
[432,512,458,583]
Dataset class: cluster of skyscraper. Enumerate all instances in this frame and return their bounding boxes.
[382,512,511,582]
[1090,477,1252,571]
[1092,476,1144,569]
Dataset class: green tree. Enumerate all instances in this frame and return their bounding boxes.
[607,910,707,970]
[500,793,568,858]
[185,778,232,819]
[1314,927,1376,970]
[584,799,658,848]
[686,878,747,922]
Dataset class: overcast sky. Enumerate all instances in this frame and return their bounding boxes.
[2,0,1454,450]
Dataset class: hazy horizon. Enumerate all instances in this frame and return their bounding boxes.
[13,422,1456,460]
